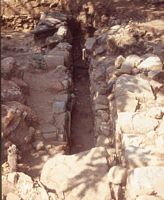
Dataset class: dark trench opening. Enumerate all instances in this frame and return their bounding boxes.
[68,19,95,154]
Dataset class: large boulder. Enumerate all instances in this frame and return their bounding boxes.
[126,167,164,200]
[1,79,25,104]
[137,56,163,71]
[41,147,111,200]
[115,75,155,112]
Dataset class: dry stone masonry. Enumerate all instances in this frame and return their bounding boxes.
[85,19,164,200]
[1,1,164,200]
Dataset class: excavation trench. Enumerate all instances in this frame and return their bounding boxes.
[24,20,95,156]
[2,15,95,178]
[69,22,94,154]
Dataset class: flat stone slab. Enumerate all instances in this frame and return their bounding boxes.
[126,167,164,200]
[41,147,111,200]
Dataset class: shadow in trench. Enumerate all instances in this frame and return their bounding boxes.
[69,20,95,154]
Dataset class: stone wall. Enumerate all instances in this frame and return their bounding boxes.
[85,20,164,199]
[2,11,73,175]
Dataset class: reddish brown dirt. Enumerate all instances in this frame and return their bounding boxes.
[1,28,95,177]
[70,66,94,154]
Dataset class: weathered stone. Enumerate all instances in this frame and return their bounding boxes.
[6,193,21,200]
[32,141,44,151]
[124,145,164,168]
[122,134,145,147]
[146,107,164,119]
[94,46,106,55]
[108,166,127,185]
[136,195,163,200]
[127,167,164,199]
[111,184,123,200]
[92,66,106,81]
[132,112,159,134]
[53,101,66,114]
[115,75,154,112]
[94,95,108,105]
[5,172,49,200]
[158,120,164,135]
[123,55,143,68]
[95,103,109,111]
[54,94,69,102]
[11,77,29,95]
[85,37,96,51]
[45,35,62,46]
[115,55,125,69]
[148,70,164,80]
[120,63,132,74]
[1,79,25,104]
[117,112,158,134]
[137,56,163,71]
[119,55,142,75]
[99,123,111,136]
[53,112,68,136]
[44,55,65,69]
[48,49,70,67]
[7,144,17,173]
[155,135,164,147]
[57,25,68,37]
[1,57,16,78]
[96,135,111,148]
[41,147,111,200]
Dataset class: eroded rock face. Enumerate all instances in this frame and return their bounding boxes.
[41,147,111,200]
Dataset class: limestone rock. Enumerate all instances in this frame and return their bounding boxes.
[48,48,71,67]
[111,184,123,200]
[137,56,163,71]
[53,101,66,114]
[115,55,125,69]
[11,77,29,95]
[41,147,111,200]
[120,55,143,74]
[123,55,143,68]
[6,193,21,200]
[136,195,163,200]
[57,25,68,37]
[1,57,16,79]
[108,166,127,185]
[158,120,164,135]
[94,46,106,55]
[85,37,96,51]
[126,167,164,199]
[132,112,159,134]
[4,101,38,125]
[1,79,25,104]
[120,63,132,75]
[96,135,111,148]
[44,55,65,69]
[115,75,154,112]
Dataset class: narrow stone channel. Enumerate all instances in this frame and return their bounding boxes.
[70,24,94,154]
